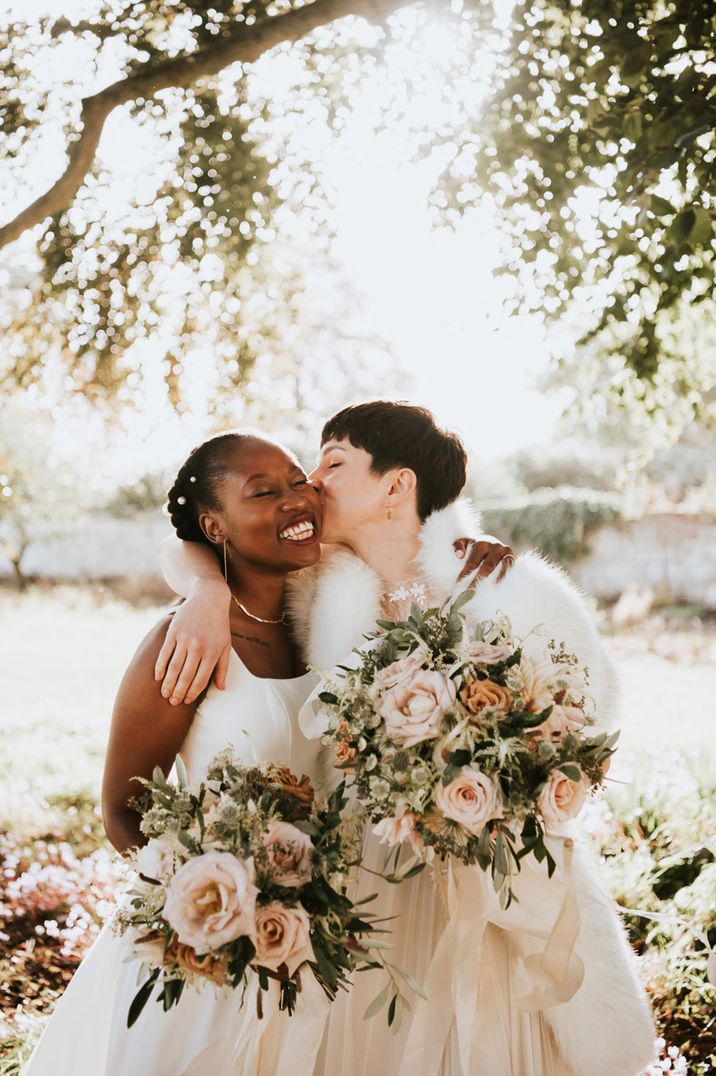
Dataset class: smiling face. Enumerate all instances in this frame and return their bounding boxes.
[310,438,394,545]
[200,437,322,573]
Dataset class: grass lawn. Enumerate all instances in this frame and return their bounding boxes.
[1,586,714,1072]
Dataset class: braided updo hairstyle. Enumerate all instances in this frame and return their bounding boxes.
[166,430,255,545]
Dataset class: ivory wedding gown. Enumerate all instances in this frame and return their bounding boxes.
[23,651,327,1076]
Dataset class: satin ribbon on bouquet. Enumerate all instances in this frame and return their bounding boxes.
[182,971,330,1076]
[398,834,584,1076]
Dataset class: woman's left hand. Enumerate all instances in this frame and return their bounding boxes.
[454,536,515,583]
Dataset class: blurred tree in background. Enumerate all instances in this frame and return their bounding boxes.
[0,408,93,586]
[0,0,714,420]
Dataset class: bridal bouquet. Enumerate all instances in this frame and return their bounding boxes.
[319,592,618,906]
[115,750,384,1026]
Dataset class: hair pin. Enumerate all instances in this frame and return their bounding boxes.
[177,495,187,505]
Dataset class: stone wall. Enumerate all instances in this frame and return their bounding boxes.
[571,512,716,608]
[0,512,172,581]
[3,509,716,610]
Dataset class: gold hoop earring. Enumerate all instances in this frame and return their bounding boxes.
[223,540,229,582]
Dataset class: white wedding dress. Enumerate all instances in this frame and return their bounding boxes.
[22,651,326,1076]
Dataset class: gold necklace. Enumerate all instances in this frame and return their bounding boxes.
[231,592,286,625]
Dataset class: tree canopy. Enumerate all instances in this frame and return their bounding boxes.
[1,0,714,414]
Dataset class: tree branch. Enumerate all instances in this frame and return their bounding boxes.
[0,0,413,251]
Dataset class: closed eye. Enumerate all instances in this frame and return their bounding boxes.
[328,462,342,469]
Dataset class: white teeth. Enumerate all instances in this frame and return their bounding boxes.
[280,521,314,541]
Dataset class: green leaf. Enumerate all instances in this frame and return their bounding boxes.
[363,982,390,1020]
[387,994,397,1027]
[558,764,582,782]
[667,208,696,244]
[390,964,428,1000]
[623,112,642,141]
[493,833,509,877]
[690,207,713,247]
[127,969,160,1028]
[651,194,676,218]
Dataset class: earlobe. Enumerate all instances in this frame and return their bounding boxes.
[198,512,224,546]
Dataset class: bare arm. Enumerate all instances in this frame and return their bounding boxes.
[159,533,225,598]
[156,535,232,704]
[102,617,197,854]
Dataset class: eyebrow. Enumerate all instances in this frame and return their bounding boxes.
[244,464,304,483]
[320,443,347,455]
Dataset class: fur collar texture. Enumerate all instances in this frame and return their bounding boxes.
[289,498,619,724]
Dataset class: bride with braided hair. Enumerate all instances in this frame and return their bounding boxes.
[23,429,332,1075]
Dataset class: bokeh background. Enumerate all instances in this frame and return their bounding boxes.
[1,1,715,1071]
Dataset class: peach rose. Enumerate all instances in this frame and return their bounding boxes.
[253,902,314,974]
[378,648,430,690]
[460,676,513,716]
[376,670,456,748]
[263,821,313,888]
[466,641,515,665]
[334,720,357,770]
[435,767,503,835]
[373,810,424,855]
[163,852,258,955]
[172,939,227,985]
[537,769,587,825]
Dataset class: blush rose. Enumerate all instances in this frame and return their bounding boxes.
[253,902,314,974]
[163,851,258,954]
[376,670,456,748]
[537,769,588,825]
[435,767,503,835]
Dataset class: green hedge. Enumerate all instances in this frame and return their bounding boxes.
[479,487,623,566]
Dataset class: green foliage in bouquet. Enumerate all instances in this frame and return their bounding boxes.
[115,751,388,1026]
[320,592,618,908]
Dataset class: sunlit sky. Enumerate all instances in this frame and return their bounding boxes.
[2,0,569,486]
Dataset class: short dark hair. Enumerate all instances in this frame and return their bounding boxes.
[166,430,254,544]
[321,401,467,520]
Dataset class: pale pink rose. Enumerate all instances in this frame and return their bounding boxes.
[534,704,587,740]
[376,671,456,748]
[466,641,515,665]
[378,648,430,690]
[163,852,258,955]
[373,811,424,856]
[263,820,314,888]
[435,767,503,835]
[253,902,314,974]
[537,769,587,825]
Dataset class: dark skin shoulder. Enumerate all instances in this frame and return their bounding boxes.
[102,611,306,855]
[102,615,199,856]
